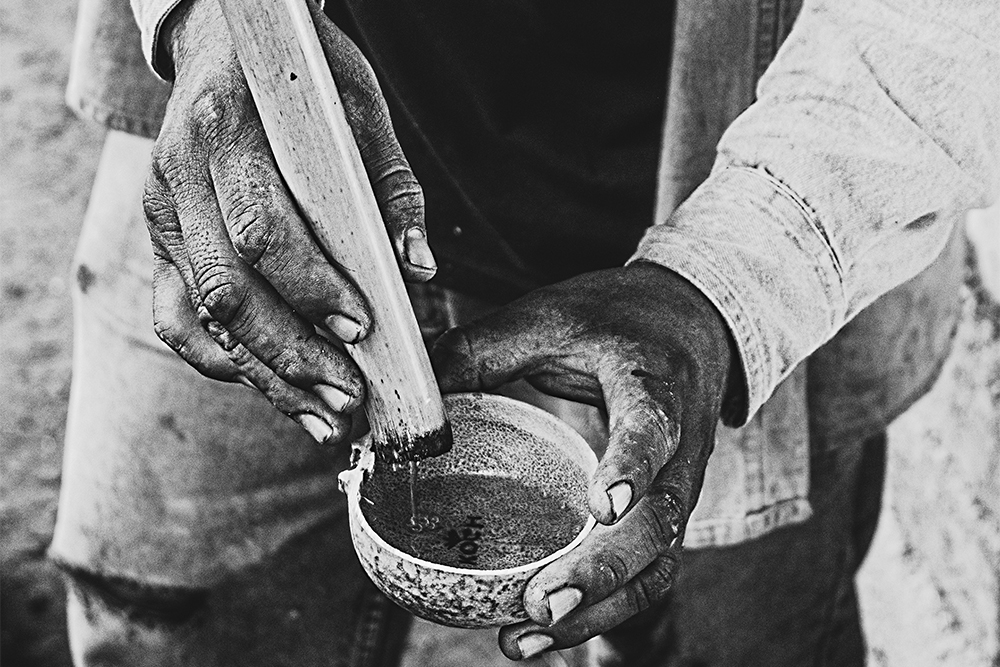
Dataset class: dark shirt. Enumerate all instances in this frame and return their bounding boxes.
[327,1,674,301]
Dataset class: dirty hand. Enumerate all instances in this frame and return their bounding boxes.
[144,0,434,445]
[432,262,735,659]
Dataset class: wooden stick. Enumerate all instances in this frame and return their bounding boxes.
[218,0,451,463]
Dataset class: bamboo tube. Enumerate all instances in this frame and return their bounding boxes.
[218,0,452,463]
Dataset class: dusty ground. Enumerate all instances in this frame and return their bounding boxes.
[1,0,998,665]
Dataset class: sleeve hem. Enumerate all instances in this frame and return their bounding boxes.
[66,90,165,139]
[133,0,186,80]
[631,165,846,424]
[628,248,762,426]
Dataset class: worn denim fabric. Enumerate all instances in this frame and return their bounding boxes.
[632,0,993,544]
[639,0,998,424]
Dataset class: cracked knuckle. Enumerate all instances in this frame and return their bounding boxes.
[369,150,409,182]
[153,316,186,352]
[149,132,200,190]
[268,348,309,380]
[384,181,425,223]
[188,82,239,142]
[143,161,179,229]
[149,135,183,174]
[142,191,175,232]
[202,320,238,353]
[647,556,678,594]
[229,204,284,268]
[629,560,675,613]
[224,343,256,369]
[153,322,222,379]
[626,580,654,615]
[647,493,686,541]
[592,550,631,593]
[198,272,246,324]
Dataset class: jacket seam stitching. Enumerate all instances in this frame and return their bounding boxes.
[732,165,845,281]
[67,93,164,138]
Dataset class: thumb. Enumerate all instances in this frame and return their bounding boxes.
[431,295,569,394]
[586,362,682,525]
[309,1,435,282]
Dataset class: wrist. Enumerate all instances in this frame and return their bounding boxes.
[626,261,739,417]
[161,0,229,79]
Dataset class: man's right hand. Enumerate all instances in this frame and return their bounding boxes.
[144,0,436,446]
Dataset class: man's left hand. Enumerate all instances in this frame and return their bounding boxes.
[432,262,735,659]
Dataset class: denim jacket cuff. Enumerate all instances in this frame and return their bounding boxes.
[630,165,845,425]
[132,0,330,80]
[130,0,185,79]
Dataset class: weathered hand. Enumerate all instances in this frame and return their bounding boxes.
[144,0,434,445]
[432,262,735,659]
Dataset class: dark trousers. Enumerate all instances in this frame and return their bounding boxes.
[605,433,888,667]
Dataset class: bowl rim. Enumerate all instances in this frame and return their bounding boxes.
[353,391,598,576]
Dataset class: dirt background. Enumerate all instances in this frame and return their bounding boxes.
[1,0,997,665]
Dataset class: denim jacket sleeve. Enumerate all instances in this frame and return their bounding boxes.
[129,0,180,78]
[132,0,334,79]
[633,0,1000,425]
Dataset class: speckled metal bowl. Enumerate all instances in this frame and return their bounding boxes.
[339,392,597,628]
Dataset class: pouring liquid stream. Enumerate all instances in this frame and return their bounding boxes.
[407,460,439,532]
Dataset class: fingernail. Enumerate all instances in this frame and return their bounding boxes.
[547,586,582,625]
[314,384,352,412]
[516,632,554,659]
[324,314,365,344]
[297,414,333,444]
[404,228,437,272]
[235,375,255,389]
[608,481,633,522]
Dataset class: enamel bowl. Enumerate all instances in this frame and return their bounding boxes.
[339,392,597,628]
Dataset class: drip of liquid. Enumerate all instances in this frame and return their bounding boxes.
[409,461,417,523]
[407,460,439,533]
